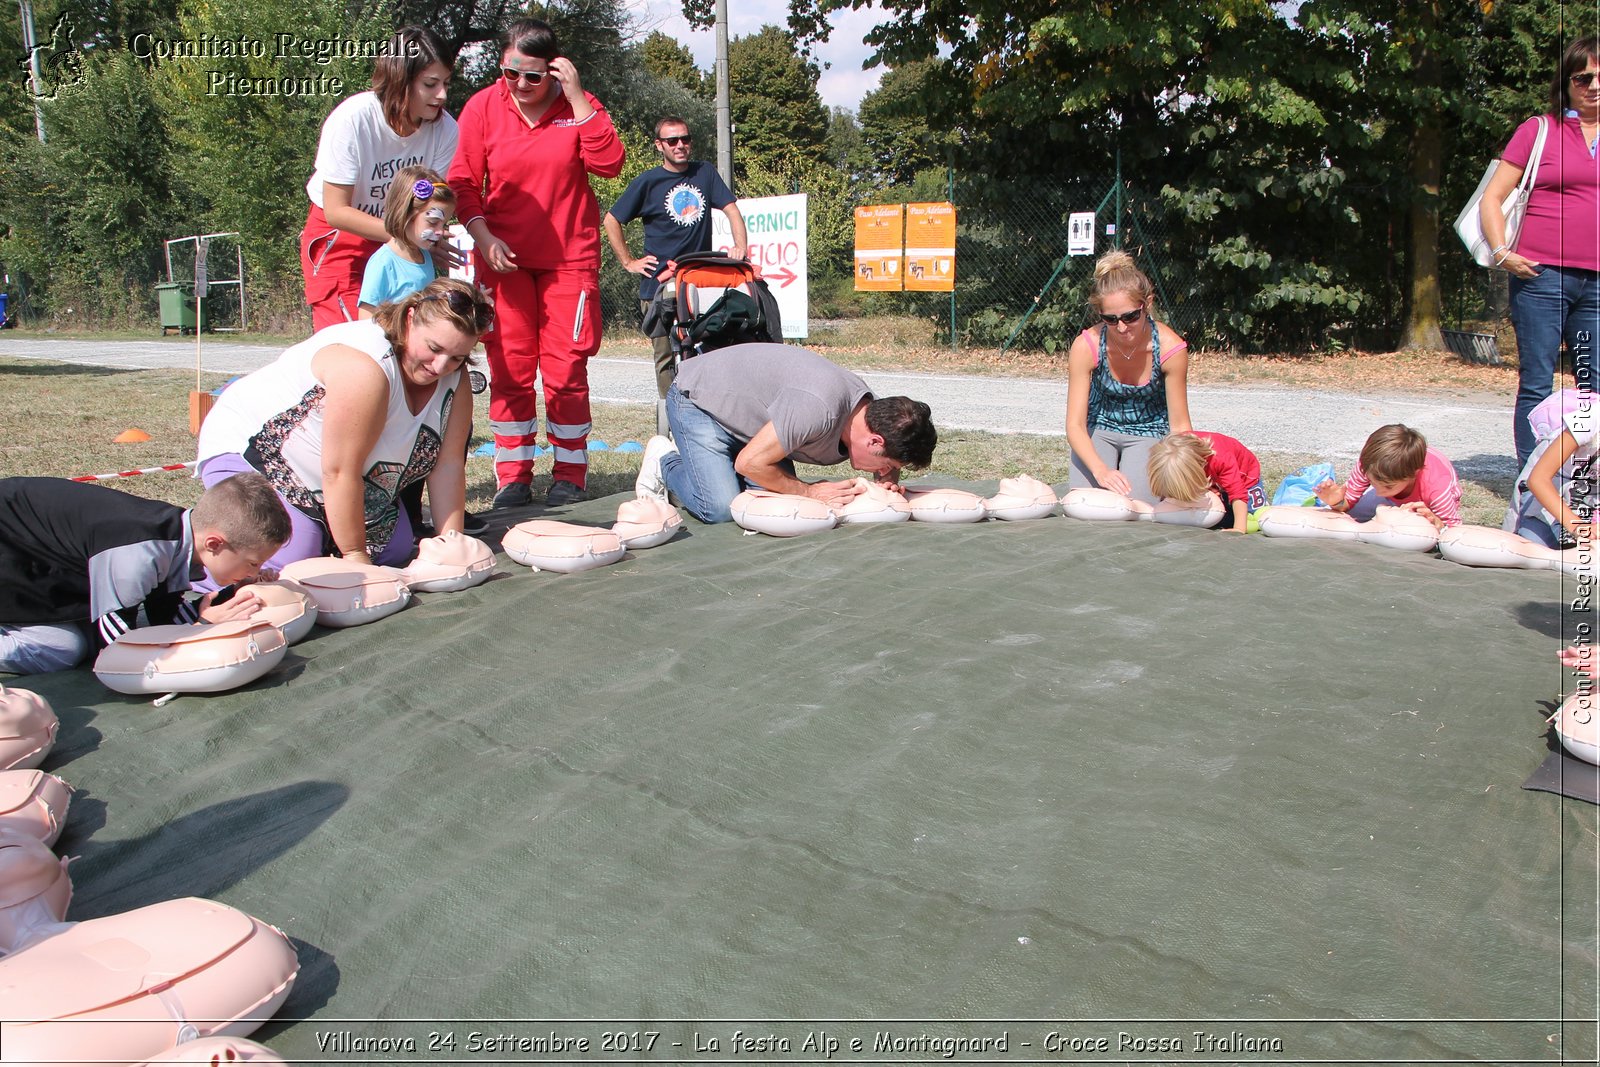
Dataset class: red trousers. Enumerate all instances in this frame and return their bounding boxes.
[479,265,601,488]
[300,203,381,332]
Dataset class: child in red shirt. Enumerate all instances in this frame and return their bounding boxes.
[1147,430,1266,531]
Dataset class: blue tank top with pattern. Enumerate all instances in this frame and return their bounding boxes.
[1085,323,1169,438]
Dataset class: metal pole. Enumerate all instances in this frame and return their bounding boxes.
[1114,145,1123,249]
[714,0,732,187]
[18,0,47,143]
[948,162,956,352]
[237,242,248,332]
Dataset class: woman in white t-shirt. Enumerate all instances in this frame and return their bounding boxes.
[197,279,494,570]
[300,26,459,331]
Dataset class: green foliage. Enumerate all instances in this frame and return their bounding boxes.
[824,107,870,192]
[0,50,181,319]
[593,124,660,329]
[739,152,853,284]
[156,0,389,282]
[640,30,706,98]
[855,59,961,187]
[728,25,828,179]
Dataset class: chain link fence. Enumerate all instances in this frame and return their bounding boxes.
[942,175,1211,354]
[605,170,1500,357]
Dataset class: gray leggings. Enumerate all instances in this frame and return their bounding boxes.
[1068,428,1161,503]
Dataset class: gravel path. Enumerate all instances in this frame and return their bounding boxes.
[0,336,1518,479]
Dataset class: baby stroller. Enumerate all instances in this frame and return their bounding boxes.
[642,252,782,435]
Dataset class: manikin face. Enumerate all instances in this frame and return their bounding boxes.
[408,62,452,126]
[401,308,475,388]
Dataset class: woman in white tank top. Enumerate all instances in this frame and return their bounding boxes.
[197,279,495,570]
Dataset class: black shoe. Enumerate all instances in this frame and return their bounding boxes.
[545,479,584,506]
[463,510,488,533]
[492,482,533,509]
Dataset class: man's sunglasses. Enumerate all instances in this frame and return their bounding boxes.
[658,135,692,146]
[1099,308,1145,325]
[502,67,550,85]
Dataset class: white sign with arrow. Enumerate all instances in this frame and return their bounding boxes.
[714,192,808,339]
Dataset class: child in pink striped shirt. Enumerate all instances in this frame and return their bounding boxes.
[1314,424,1462,529]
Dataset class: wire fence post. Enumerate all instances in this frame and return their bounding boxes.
[948,162,957,352]
[1114,145,1124,250]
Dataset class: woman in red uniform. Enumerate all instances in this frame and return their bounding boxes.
[301,26,458,331]
[448,18,625,508]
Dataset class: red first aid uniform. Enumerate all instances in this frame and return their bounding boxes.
[449,83,625,490]
[300,91,459,332]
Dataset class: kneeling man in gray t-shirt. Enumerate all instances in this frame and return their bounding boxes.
[635,343,937,524]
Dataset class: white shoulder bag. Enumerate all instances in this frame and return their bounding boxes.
[1455,116,1549,268]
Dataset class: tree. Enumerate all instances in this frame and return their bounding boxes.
[855,59,959,188]
[0,50,183,319]
[728,25,828,179]
[823,106,870,190]
[158,0,391,281]
[640,30,706,98]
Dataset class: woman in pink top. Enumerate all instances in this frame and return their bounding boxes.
[448,18,625,510]
[1480,36,1600,466]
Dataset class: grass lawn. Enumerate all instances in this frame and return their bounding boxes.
[0,356,1512,526]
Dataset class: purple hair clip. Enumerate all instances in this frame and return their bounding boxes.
[412,179,435,201]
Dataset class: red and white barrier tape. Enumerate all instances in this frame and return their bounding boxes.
[71,461,197,483]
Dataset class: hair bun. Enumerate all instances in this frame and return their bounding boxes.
[1093,249,1136,279]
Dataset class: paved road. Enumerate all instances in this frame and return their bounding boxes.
[0,336,1517,478]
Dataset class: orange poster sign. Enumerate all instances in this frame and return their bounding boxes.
[905,202,956,292]
[853,204,904,291]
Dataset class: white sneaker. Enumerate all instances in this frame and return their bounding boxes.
[636,434,677,502]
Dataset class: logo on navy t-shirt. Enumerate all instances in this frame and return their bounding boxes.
[663,183,707,227]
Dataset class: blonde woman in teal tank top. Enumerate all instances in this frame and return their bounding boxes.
[1064,250,1192,503]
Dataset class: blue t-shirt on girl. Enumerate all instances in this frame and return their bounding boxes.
[359,246,435,310]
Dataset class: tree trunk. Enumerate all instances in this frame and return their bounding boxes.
[1402,1,1446,351]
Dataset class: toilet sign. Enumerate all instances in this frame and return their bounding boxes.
[714,193,808,338]
[1068,212,1095,256]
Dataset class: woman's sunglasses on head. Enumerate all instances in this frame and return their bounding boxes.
[1099,308,1144,325]
[503,67,549,84]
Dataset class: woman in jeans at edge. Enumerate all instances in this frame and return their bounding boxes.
[1480,35,1600,467]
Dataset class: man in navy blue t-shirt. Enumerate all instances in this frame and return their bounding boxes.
[604,116,750,396]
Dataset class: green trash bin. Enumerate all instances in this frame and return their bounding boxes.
[156,283,198,335]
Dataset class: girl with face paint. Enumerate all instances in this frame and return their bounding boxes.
[358,166,459,318]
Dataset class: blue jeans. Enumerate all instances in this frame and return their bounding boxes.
[0,622,90,674]
[660,385,796,523]
[1348,491,1396,522]
[1510,265,1600,466]
[661,385,747,524]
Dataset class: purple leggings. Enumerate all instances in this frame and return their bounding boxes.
[198,455,415,586]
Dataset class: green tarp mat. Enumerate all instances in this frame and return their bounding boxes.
[13,486,1599,1065]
